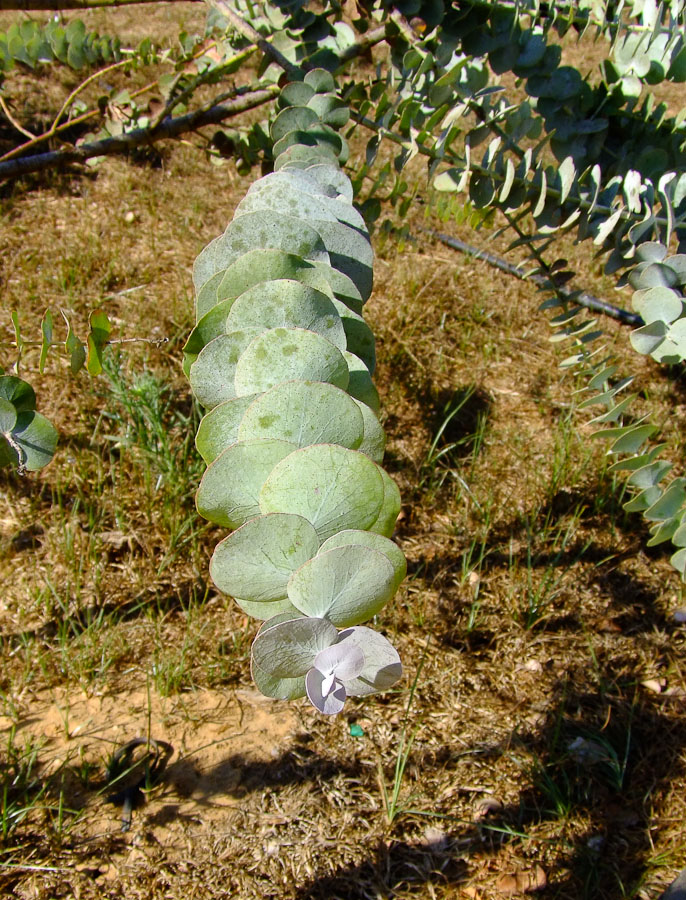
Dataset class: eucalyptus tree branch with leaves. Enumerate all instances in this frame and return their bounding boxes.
[186,71,404,713]
[4,0,686,579]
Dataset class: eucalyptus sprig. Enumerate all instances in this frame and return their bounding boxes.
[186,71,404,714]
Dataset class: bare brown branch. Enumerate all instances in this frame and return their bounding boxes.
[0,85,278,181]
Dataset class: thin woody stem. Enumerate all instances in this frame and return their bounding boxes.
[49,58,133,134]
[0,85,279,180]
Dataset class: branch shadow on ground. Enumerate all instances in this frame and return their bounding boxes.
[296,838,469,899]
[469,658,686,899]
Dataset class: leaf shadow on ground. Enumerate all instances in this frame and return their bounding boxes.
[383,381,494,507]
[467,659,686,900]
[292,656,686,900]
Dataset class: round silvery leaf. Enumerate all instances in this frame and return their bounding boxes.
[189,329,261,409]
[312,641,365,683]
[226,280,346,351]
[287,545,395,626]
[196,438,296,528]
[663,317,686,361]
[195,272,224,322]
[5,411,58,471]
[331,299,375,372]
[184,297,237,374]
[319,530,406,595]
[0,398,17,434]
[275,144,338,170]
[0,375,36,412]
[234,328,349,397]
[312,220,373,302]
[271,105,320,142]
[369,466,402,538]
[305,164,354,202]
[272,127,344,162]
[235,595,302,621]
[259,443,385,541]
[195,394,260,463]
[277,81,315,109]
[196,213,330,304]
[304,67,336,93]
[310,261,363,311]
[210,513,320,603]
[352,399,385,463]
[210,250,337,318]
[307,94,350,128]
[664,254,686,284]
[251,615,337,678]
[630,320,668,356]
[335,627,403,697]
[632,262,679,291]
[238,381,364,450]
[247,169,341,201]
[235,182,339,223]
[193,233,222,293]
[635,241,668,263]
[345,352,380,412]
[317,196,366,231]
[224,210,330,264]
[252,658,306,700]
[305,668,347,714]
[634,286,684,324]
[322,129,348,165]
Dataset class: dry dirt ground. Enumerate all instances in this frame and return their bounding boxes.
[1,4,686,899]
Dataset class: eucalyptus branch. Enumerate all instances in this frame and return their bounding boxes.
[466,99,525,162]
[208,1,387,79]
[208,0,300,79]
[149,44,257,131]
[388,9,418,45]
[425,227,644,326]
[0,0,201,8]
[333,25,387,72]
[351,110,679,234]
[0,79,158,164]
[0,35,240,165]
[49,58,133,135]
[0,86,279,181]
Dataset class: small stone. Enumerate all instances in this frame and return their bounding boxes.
[124,211,136,224]
[521,659,542,673]
[673,607,686,624]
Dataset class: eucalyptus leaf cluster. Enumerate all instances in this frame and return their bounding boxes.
[351,0,686,271]
[541,241,686,577]
[186,72,404,714]
[0,18,120,76]
[628,242,686,363]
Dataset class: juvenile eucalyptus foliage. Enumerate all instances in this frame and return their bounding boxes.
[544,241,686,577]
[0,374,57,472]
[185,71,404,714]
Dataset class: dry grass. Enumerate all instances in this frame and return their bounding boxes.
[1,6,686,900]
